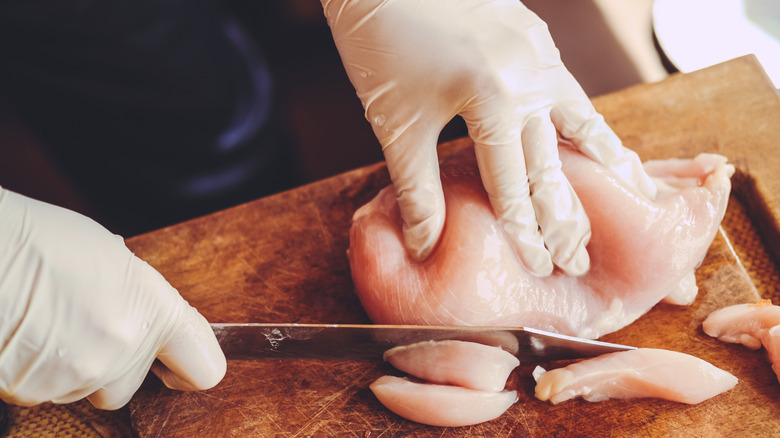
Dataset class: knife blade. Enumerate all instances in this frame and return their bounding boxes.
[211,323,634,363]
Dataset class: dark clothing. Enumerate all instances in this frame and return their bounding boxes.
[0,0,298,234]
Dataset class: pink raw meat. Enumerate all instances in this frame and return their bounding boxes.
[349,143,732,338]
[703,300,780,383]
[382,340,519,392]
[371,339,519,426]
[370,376,517,427]
[533,348,737,405]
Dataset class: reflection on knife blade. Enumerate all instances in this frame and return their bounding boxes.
[210,323,634,363]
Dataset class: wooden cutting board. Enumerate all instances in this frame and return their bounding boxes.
[128,56,780,437]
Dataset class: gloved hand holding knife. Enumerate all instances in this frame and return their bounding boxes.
[0,188,226,409]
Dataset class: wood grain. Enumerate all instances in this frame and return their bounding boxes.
[128,56,780,437]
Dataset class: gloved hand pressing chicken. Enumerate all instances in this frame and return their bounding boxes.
[0,188,226,410]
[321,0,657,275]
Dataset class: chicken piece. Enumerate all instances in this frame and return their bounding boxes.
[533,348,737,405]
[383,340,519,392]
[349,144,733,338]
[703,300,780,349]
[373,339,519,426]
[703,300,780,383]
[766,326,780,382]
[661,271,698,306]
[370,376,517,427]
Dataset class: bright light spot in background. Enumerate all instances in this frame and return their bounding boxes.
[653,0,780,88]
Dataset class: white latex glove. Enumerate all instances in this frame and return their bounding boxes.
[0,188,226,410]
[322,0,657,275]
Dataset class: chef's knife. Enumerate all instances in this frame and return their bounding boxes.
[211,323,634,363]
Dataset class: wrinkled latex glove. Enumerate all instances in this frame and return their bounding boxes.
[322,0,657,275]
[0,188,226,410]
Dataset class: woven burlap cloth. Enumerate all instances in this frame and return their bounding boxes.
[2,195,778,438]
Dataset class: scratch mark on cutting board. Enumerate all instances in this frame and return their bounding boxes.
[236,242,271,275]
[234,250,286,296]
[236,240,318,288]
[311,206,335,255]
[205,390,289,436]
[505,406,527,437]
[265,411,286,435]
[289,368,375,438]
[349,411,377,438]
[153,397,178,438]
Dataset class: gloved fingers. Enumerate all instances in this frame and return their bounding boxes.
[470,126,552,277]
[150,304,226,392]
[522,114,590,276]
[382,130,446,262]
[85,357,155,410]
[85,277,225,410]
[551,101,658,200]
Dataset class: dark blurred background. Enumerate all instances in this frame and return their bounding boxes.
[0,0,667,236]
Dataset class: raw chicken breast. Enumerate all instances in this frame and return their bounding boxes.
[703,300,780,383]
[370,376,517,427]
[533,348,737,405]
[383,340,519,392]
[349,144,733,338]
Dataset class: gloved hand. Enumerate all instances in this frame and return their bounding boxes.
[322,0,657,275]
[0,188,226,410]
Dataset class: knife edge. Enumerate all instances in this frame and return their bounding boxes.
[210,323,635,363]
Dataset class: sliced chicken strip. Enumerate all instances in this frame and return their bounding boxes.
[703,300,780,383]
[370,376,517,427]
[533,348,737,405]
[383,340,519,392]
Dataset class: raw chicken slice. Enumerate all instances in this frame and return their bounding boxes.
[383,340,519,392]
[533,348,737,405]
[703,300,780,383]
[703,300,780,349]
[370,375,517,427]
[349,144,733,338]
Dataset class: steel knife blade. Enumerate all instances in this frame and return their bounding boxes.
[211,323,635,363]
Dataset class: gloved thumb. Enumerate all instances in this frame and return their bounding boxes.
[84,277,226,410]
[151,306,227,392]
